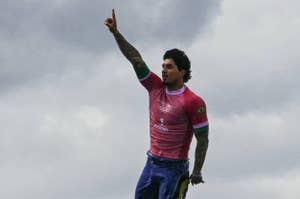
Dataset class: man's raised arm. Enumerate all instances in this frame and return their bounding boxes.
[104,9,149,79]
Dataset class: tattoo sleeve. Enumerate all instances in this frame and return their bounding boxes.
[113,31,149,78]
[192,131,209,175]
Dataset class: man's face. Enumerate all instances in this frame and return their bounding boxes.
[162,58,185,87]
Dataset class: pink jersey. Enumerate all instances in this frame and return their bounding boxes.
[140,72,209,159]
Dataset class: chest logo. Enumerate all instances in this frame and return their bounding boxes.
[153,117,168,132]
[160,118,164,124]
[159,103,172,113]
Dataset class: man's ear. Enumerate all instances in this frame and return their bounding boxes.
[180,69,186,77]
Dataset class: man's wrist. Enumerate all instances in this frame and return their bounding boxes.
[191,172,202,178]
[192,169,201,175]
[112,29,119,35]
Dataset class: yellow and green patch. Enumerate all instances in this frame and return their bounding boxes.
[197,106,206,115]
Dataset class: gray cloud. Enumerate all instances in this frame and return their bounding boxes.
[0,0,221,93]
[0,0,222,52]
[0,66,148,198]
[46,0,221,50]
[187,4,300,116]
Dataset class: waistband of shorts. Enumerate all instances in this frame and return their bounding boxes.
[147,151,189,164]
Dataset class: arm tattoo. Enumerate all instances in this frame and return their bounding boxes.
[113,31,145,69]
[193,132,209,174]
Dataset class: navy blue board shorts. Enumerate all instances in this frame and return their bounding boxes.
[135,151,190,199]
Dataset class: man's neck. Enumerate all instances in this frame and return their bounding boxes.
[166,83,184,91]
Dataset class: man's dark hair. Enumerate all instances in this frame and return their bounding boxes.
[163,48,191,83]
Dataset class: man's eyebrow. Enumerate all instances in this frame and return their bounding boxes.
[162,63,173,66]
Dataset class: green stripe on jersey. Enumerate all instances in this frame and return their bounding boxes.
[134,63,150,79]
[194,125,209,134]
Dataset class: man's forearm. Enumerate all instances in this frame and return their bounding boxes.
[192,135,209,175]
[113,31,145,68]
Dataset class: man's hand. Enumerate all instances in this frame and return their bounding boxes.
[104,9,118,34]
[190,173,205,186]
[104,8,145,70]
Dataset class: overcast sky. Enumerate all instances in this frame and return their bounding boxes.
[1,0,299,199]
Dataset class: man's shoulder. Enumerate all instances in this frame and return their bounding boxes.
[183,87,208,117]
[140,71,164,92]
[184,87,206,104]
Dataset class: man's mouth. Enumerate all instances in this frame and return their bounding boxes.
[162,74,168,80]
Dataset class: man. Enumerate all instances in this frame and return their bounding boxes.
[105,9,209,199]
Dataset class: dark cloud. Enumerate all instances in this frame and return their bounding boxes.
[0,0,223,51]
[0,0,221,92]
[46,0,221,51]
